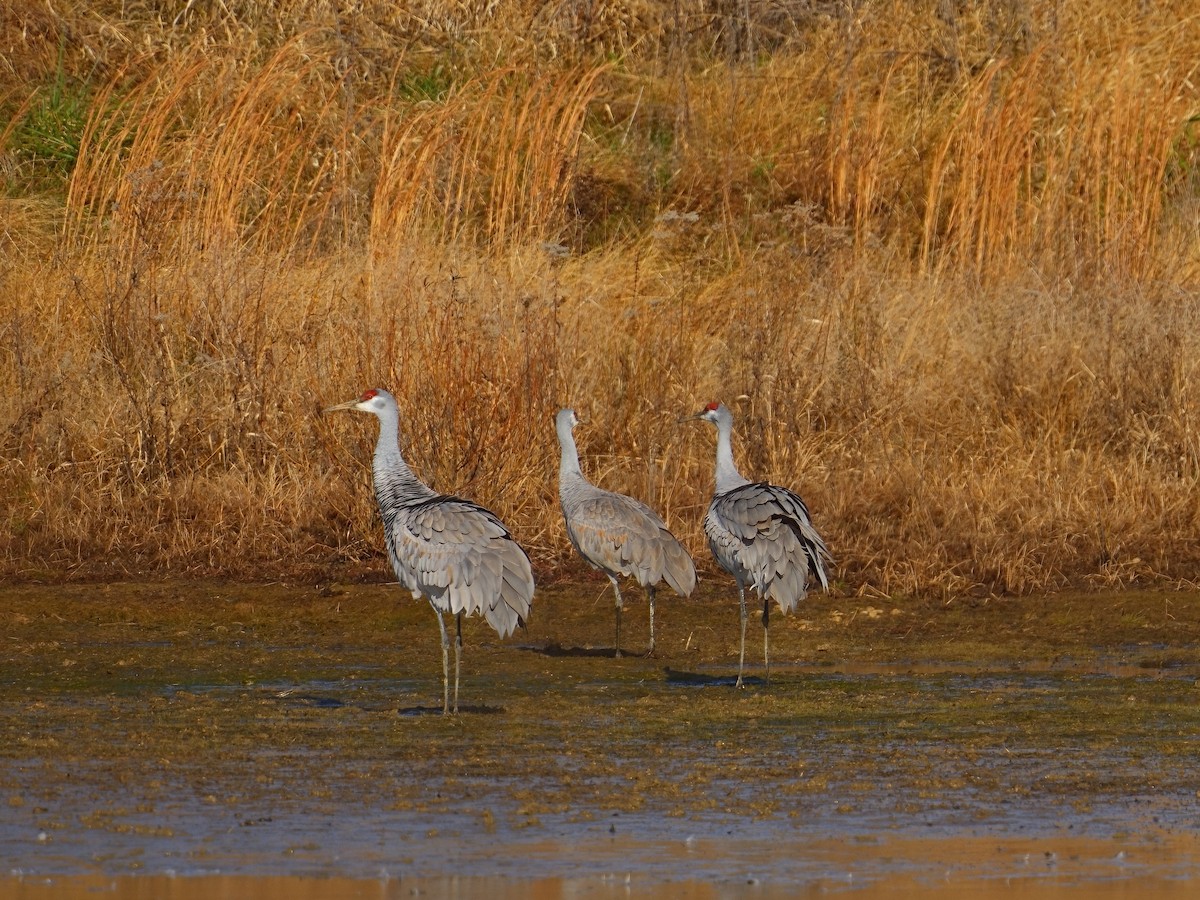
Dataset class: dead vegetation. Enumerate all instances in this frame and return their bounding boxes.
[1,1,1198,596]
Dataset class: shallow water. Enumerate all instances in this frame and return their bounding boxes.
[2,581,1199,896]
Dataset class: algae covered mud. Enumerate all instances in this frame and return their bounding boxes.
[2,581,1200,897]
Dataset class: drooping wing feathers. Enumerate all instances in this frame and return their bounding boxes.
[382,494,534,639]
[562,488,696,596]
[704,481,830,614]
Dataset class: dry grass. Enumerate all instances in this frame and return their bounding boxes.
[0,1,1198,597]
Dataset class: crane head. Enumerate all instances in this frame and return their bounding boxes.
[325,388,395,415]
[681,401,725,425]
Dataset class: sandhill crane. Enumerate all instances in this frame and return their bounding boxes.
[326,388,534,714]
[556,409,696,656]
[687,401,830,687]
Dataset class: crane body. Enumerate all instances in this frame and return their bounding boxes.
[556,409,695,656]
[688,402,830,686]
[327,388,533,713]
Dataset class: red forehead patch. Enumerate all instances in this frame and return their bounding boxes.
[361,388,379,401]
[704,401,719,412]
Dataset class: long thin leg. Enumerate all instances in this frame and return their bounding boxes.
[454,612,463,715]
[736,585,748,688]
[610,576,624,658]
[646,585,657,657]
[762,597,771,685]
[434,605,450,715]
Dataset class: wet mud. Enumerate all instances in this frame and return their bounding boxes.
[2,580,1199,896]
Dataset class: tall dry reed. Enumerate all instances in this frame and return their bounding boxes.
[0,2,1197,597]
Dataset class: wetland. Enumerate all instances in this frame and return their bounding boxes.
[2,580,1200,896]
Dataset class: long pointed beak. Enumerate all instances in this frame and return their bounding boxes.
[677,410,705,424]
[324,399,360,413]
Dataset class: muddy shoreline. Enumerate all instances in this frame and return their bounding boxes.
[2,581,1199,893]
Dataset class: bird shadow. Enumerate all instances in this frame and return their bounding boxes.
[664,668,765,687]
[272,692,346,709]
[397,704,505,717]
[521,642,623,659]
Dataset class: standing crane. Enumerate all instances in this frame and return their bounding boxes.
[556,409,696,656]
[326,388,534,714]
[687,401,830,687]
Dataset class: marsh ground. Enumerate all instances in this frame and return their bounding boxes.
[2,580,1200,896]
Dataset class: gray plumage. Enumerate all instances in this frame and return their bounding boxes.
[556,409,696,656]
[327,388,534,714]
[689,401,830,686]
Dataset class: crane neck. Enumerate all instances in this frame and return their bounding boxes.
[712,417,750,495]
[371,403,434,503]
[556,417,584,484]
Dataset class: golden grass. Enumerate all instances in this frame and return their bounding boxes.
[0,2,1198,598]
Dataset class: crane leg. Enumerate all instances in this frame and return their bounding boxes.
[645,585,657,657]
[762,598,771,685]
[434,606,450,715]
[454,612,463,715]
[736,586,747,688]
[610,576,624,658]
